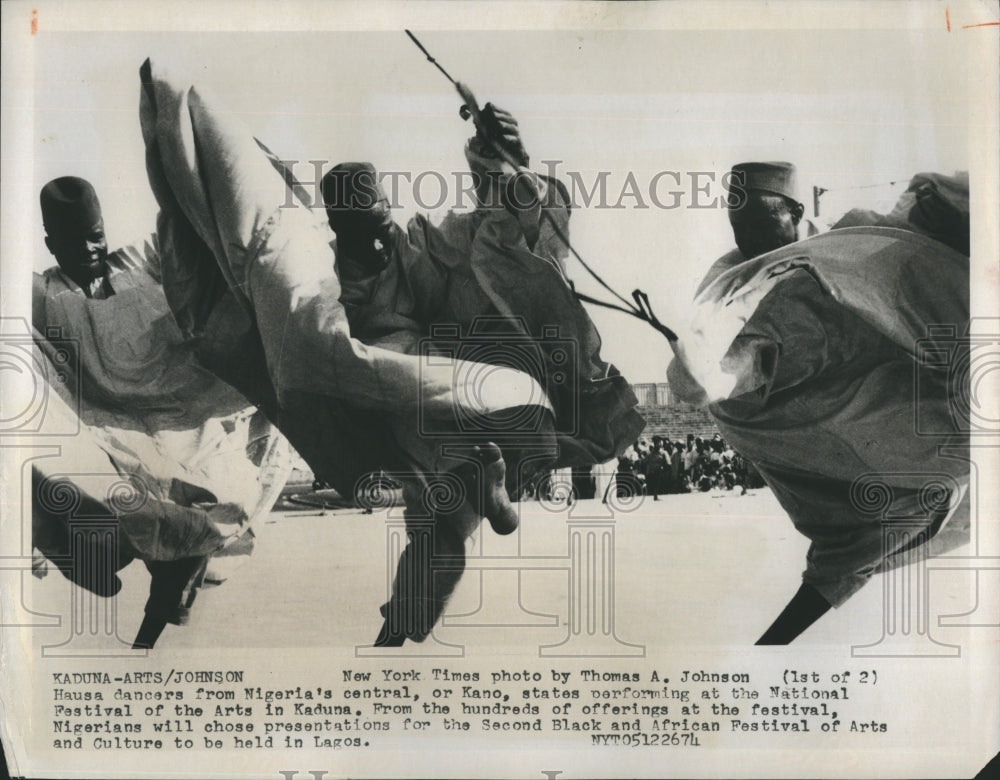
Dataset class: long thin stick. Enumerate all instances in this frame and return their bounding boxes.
[405,30,459,85]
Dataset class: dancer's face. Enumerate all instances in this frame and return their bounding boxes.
[728,192,801,259]
[324,164,395,242]
[46,217,109,286]
[353,190,395,239]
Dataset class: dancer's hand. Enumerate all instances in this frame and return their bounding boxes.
[477,103,529,169]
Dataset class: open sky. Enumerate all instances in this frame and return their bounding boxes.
[22,13,976,382]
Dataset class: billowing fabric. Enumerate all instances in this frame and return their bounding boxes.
[694,247,744,299]
[138,58,640,497]
[831,171,970,256]
[140,61,543,497]
[33,243,248,434]
[32,244,291,585]
[339,154,644,468]
[694,219,823,298]
[668,226,970,605]
[136,58,644,642]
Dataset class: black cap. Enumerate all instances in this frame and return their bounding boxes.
[40,177,102,234]
[322,163,382,225]
[729,162,798,201]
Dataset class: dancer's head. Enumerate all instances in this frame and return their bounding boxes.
[321,162,395,244]
[41,176,109,288]
[727,162,804,259]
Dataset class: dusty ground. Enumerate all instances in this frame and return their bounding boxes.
[26,487,983,655]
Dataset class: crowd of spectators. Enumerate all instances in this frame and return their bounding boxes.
[315,433,767,505]
[612,433,766,499]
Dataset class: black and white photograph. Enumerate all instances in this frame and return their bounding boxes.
[1,1,998,778]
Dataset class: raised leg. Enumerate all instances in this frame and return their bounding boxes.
[374,511,470,646]
[133,557,207,649]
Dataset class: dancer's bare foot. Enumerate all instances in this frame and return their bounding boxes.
[453,443,519,535]
[478,443,519,535]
